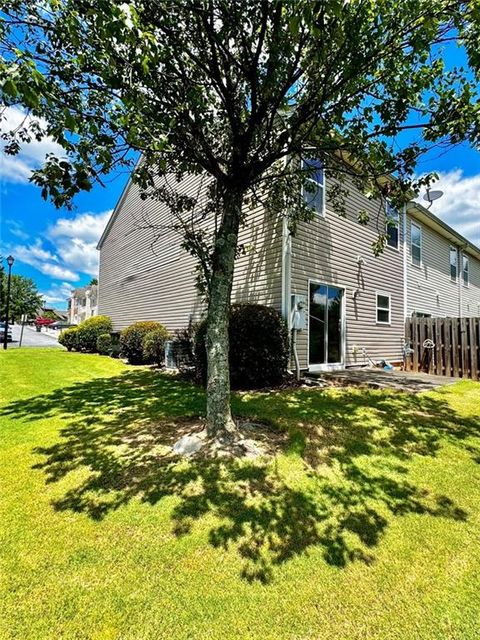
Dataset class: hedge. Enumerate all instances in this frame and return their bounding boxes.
[120,321,169,364]
[75,315,113,352]
[96,333,113,355]
[58,327,78,351]
[194,304,289,389]
[142,327,170,366]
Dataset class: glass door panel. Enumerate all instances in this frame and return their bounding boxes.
[308,283,327,365]
[327,286,343,363]
[309,282,343,367]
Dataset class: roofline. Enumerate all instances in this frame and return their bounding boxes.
[96,155,141,250]
[407,200,480,261]
[97,153,480,262]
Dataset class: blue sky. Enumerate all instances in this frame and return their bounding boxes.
[0,43,479,310]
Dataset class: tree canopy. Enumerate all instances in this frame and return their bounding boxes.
[0,272,44,321]
[1,0,479,436]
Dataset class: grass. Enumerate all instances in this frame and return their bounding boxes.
[1,348,480,639]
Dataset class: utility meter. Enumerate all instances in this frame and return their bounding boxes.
[291,294,307,330]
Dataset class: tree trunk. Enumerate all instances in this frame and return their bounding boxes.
[205,188,242,440]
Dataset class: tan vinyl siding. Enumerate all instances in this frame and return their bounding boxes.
[291,178,404,368]
[406,216,480,318]
[460,251,480,317]
[406,216,461,317]
[98,175,282,332]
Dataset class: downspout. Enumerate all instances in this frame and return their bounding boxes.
[458,247,463,317]
[282,215,297,377]
[403,203,408,320]
[281,215,292,324]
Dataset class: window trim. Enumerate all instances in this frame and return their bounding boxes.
[449,246,458,283]
[385,200,400,251]
[376,291,392,325]
[463,254,470,288]
[411,222,422,268]
[301,159,326,217]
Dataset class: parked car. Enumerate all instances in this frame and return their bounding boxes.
[0,322,13,342]
[50,321,77,330]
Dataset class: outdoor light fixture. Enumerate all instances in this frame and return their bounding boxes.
[3,255,15,350]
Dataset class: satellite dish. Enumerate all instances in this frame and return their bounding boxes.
[423,189,443,208]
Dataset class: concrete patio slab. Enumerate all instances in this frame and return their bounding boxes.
[307,367,460,392]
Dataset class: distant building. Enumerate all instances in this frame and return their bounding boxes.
[36,306,68,321]
[68,284,98,325]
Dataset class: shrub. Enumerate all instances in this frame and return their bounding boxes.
[194,304,289,390]
[171,325,197,372]
[96,333,113,356]
[75,315,113,352]
[142,327,170,366]
[109,333,122,358]
[58,327,79,352]
[120,321,168,364]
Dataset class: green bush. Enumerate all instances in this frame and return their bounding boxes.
[194,304,289,390]
[171,325,197,372]
[142,327,170,366]
[96,333,113,356]
[120,321,168,364]
[58,327,79,352]
[109,333,122,358]
[75,315,113,353]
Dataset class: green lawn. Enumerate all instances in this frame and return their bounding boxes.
[1,349,480,640]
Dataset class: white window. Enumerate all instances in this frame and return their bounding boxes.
[463,255,470,287]
[302,158,325,215]
[411,222,422,267]
[376,292,391,324]
[386,201,400,249]
[450,246,458,282]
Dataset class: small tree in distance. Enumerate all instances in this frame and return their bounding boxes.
[1,1,479,441]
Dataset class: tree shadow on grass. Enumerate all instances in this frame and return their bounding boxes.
[2,371,478,583]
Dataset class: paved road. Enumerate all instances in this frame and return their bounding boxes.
[6,324,63,348]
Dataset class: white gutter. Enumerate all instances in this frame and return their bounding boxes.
[458,248,463,317]
[403,203,408,319]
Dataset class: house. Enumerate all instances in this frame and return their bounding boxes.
[68,284,98,325]
[97,168,480,372]
[37,306,68,322]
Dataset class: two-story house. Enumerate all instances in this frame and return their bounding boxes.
[97,168,480,372]
[68,284,98,325]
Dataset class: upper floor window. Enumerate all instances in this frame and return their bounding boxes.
[450,246,457,282]
[376,292,391,324]
[386,201,400,249]
[302,159,325,215]
[411,222,422,267]
[463,255,470,287]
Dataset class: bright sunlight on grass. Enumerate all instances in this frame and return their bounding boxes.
[1,349,480,639]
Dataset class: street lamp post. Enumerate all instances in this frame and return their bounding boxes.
[3,255,14,350]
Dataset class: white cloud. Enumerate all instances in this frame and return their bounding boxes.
[11,240,79,281]
[0,106,65,184]
[6,219,29,240]
[39,281,74,306]
[7,209,112,282]
[417,169,480,247]
[48,210,112,244]
[48,210,112,276]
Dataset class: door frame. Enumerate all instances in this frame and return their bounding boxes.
[307,279,347,372]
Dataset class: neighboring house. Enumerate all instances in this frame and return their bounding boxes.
[37,306,68,321]
[68,284,98,325]
[97,168,480,372]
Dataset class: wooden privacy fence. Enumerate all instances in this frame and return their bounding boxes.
[405,316,480,380]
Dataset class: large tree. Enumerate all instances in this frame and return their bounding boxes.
[1,1,479,439]
[0,272,44,322]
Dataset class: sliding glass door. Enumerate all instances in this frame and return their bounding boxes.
[309,282,344,368]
